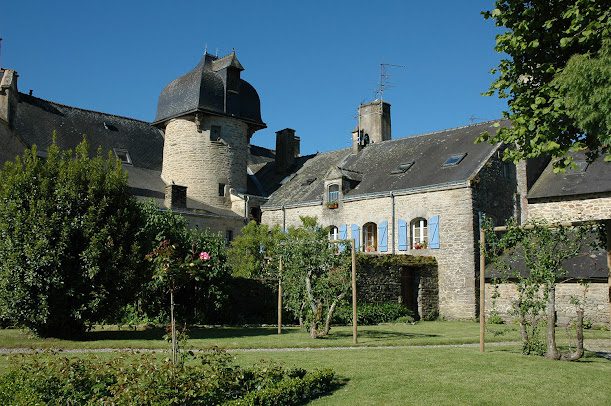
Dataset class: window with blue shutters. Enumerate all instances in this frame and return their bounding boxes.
[378,220,388,252]
[428,215,440,249]
[351,224,360,251]
[363,222,377,252]
[339,224,347,240]
[398,219,408,251]
[411,218,428,249]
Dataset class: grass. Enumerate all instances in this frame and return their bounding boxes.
[0,321,608,350]
[233,346,611,405]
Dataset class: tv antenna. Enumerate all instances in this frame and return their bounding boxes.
[375,63,405,113]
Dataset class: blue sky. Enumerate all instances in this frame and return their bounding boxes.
[2,1,506,154]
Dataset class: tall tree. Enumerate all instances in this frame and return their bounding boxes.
[480,1,610,168]
[0,140,144,337]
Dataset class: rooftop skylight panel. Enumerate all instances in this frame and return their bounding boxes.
[443,153,467,167]
[390,161,414,174]
[113,148,132,165]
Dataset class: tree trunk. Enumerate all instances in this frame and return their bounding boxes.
[298,301,305,328]
[309,302,323,338]
[322,292,346,336]
[561,308,585,361]
[545,284,561,360]
[516,297,530,353]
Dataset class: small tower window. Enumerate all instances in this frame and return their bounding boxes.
[211,125,222,141]
[218,183,226,197]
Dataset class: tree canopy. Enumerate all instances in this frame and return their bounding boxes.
[480,0,610,169]
[0,140,144,337]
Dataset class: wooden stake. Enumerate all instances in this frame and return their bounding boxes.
[170,289,177,364]
[606,220,610,331]
[351,239,358,345]
[278,258,283,335]
[479,225,485,353]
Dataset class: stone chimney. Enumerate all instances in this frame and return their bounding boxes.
[275,128,300,173]
[164,184,187,209]
[352,100,391,152]
[0,69,19,128]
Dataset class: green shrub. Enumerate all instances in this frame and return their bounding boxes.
[488,311,505,325]
[0,351,337,405]
[333,303,414,325]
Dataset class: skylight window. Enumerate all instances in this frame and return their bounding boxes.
[391,162,414,174]
[103,122,118,131]
[113,148,132,165]
[443,153,467,167]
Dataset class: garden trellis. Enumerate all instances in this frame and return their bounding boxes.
[478,218,610,353]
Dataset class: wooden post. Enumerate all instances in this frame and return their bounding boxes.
[170,289,177,364]
[351,239,358,344]
[278,258,283,335]
[606,220,611,331]
[479,224,485,353]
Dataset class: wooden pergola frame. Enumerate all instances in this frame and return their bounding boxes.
[478,219,611,352]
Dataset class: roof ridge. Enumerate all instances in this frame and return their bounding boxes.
[384,119,506,145]
[19,92,153,125]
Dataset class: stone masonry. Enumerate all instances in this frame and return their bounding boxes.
[262,185,481,320]
[485,282,609,326]
[528,194,611,223]
[161,115,249,211]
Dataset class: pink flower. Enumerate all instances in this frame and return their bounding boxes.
[199,251,210,261]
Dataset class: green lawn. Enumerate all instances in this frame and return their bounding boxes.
[0,321,608,350]
[234,347,611,405]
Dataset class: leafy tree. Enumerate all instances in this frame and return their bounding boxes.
[226,220,285,278]
[0,140,144,337]
[480,1,610,168]
[145,214,230,362]
[280,217,351,338]
[136,202,230,322]
[485,219,598,360]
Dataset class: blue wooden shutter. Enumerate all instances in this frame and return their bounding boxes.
[398,219,408,251]
[338,224,348,252]
[378,220,388,252]
[351,224,360,252]
[429,215,440,249]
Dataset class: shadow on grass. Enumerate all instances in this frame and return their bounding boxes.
[83,326,293,342]
[324,329,438,341]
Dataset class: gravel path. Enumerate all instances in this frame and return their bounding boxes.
[1,339,609,356]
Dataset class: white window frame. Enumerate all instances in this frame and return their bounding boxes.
[329,225,339,241]
[411,218,428,249]
[327,184,340,203]
[363,222,377,252]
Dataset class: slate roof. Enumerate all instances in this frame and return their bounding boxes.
[14,93,164,171]
[153,53,265,128]
[263,120,510,208]
[528,152,611,200]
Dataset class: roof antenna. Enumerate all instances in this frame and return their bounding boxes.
[215,48,219,57]
[204,43,208,55]
[375,63,406,114]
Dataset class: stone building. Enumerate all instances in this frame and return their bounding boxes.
[1,51,608,321]
[485,153,611,325]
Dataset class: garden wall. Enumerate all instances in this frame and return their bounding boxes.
[356,255,439,320]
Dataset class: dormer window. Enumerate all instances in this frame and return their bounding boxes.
[113,148,132,165]
[327,184,340,203]
[226,68,240,93]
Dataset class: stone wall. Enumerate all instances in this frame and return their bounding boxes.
[0,124,25,165]
[161,115,248,211]
[485,282,609,326]
[180,211,245,242]
[354,257,438,320]
[528,194,611,223]
[261,186,479,320]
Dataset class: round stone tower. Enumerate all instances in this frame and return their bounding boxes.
[153,52,266,210]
